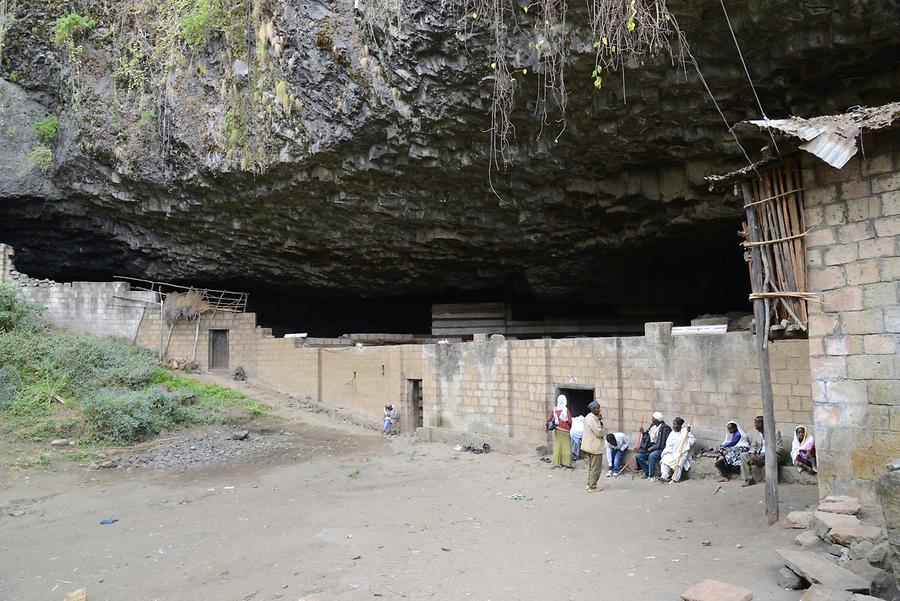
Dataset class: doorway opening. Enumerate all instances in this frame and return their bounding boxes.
[408,379,423,429]
[557,387,595,418]
[209,329,229,370]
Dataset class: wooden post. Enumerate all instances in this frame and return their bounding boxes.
[158,296,165,362]
[742,180,779,525]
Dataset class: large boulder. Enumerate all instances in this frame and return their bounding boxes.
[828,523,886,547]
[786,511,816,529]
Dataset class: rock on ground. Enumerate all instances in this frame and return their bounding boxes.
[849,541,874,561]
[799,585,883,601]
[818,501,862,516]
[777,566,805,589]
[827,523,884,547]
[876,461,900,590]
[816,512,861,539]
[785,511,816,529]
[797,530,822,547]
[778,549,871,593]
[680,579,753,601]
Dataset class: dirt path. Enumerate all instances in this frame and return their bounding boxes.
[0,378,819,601]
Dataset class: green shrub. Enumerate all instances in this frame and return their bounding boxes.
[9,379,66,416]
[0,283,42,332]
[0,365,23,407]
[33,115,59,144]
[82,387,189,445]
[181,0,219,47]
[53,12,96,49]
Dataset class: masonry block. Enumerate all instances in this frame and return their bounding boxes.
[883,307,900,333]
[845,260,881,286]
[874,215,900,237]
[883,189,900,216]
[861,282,896,308]
[847,355,894,380]
[824,336,863,356]
[810,356,847,382]
[806,185,838,206]
[824,380,868,405]
[808,266,847,291]
[823,288,864,313]
[862,334,897,355]
[837,222,873,243]
[840,310,884,335]
[824,243,859,266]
[841,178,872,200]
[872,171,900,193]
[809,313,840,336]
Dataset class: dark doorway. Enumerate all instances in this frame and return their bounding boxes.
[558,387,595,418]
[209,330,229,370]
[408,379,423,429]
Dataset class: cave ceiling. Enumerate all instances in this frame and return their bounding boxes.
[0,0,898,309]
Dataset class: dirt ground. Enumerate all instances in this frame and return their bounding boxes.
[0,379,820,601]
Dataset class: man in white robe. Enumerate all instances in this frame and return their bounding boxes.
[659,417,694,482]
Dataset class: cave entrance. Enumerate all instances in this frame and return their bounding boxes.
[209,329,229,370]
[558,386,595,418]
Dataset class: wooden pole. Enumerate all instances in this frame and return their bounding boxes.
[158,295,165,362]
[742,180,780,525]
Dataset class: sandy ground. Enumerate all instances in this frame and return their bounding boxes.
[0,381,820,601]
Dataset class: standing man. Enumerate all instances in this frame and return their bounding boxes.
[580,401,606,492]
[659,417,695,482]
[636,411,670,479]
[741,415,787,487]
[605,432,631,477]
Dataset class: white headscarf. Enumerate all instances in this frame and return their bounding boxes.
[556,394,569,422]
[791,425,814,462]
[723,420,748,447]
[652,411,664,422]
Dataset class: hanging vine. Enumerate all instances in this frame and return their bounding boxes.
[358,0,676,170]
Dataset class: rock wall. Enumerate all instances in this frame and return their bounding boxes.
[1,1,898,310]
[804,135,900,501]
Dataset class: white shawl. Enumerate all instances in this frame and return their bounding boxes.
[722,420,748,447]
[555,394,569,422]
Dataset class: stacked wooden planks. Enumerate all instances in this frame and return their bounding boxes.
[742,156,812,333]
[431,303,508,336]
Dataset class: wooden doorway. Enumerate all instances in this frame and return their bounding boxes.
[408,379,423,429]
[209,329,229,370]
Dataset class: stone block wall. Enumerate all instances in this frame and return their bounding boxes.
[1,243,156,340]
[803,135,900,500]
[423,331,812,450]
[136,310,264,375]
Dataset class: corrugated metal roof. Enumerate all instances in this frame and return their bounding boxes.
[742,102,900,169]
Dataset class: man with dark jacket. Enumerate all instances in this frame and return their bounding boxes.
[636,411,671,479]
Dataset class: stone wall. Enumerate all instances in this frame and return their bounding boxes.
[0,243,156,340]
[135,310,264,374]
[803,135,900,501]
[424,330,812,451]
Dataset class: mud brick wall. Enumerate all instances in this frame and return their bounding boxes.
[803,138,900,501]
[423,331,812,450]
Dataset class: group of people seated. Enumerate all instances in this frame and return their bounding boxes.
[546,397,816,491]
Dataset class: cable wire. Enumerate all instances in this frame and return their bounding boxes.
[719,0,782,158]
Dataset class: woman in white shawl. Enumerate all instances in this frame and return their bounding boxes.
[546,394,573,468]
[714,420,749,482]
[791,426,816,474]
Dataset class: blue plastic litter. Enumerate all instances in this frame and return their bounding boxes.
[99,518,119,525]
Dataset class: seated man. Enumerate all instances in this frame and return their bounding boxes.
[659,417,694,483]
[741,415,788,487]
[636,411,670,479]
[383,404,399,435]
[605,432,631,477]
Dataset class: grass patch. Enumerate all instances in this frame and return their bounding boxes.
[181,0,220,47]
[0,283,267,449]
[53,12,96,49]
[26,144,53,173]
[33,115,59,144]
